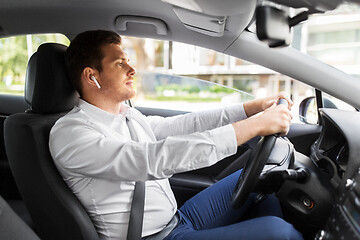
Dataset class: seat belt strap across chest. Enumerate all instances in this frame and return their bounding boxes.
[126,117,145,240]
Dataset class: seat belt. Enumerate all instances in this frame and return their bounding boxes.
[127,181,145,240]
[126,117,145,240]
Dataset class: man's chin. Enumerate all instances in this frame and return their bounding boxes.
[127,89,136,101]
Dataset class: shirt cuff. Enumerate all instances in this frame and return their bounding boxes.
[225,103,247,123]
[209,124,238,160]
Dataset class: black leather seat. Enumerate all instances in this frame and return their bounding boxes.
[0,194,39,240]
[1,96,34,229]
[4,43,99,240]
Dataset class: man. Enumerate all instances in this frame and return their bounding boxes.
[49,30,303,240]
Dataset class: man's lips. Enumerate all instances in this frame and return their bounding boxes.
[126,80,134,86]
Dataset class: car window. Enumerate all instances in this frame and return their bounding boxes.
[133,71,253,112]
[122,36,315,120]
[0,33,69,95]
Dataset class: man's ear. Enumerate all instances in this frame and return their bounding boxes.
[82,67,99,88]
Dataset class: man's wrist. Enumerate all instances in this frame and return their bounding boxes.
[232,118,261,145]
[243,98,264,117]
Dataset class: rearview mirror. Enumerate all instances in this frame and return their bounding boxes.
[256,6,308,48]
[256,6,291,48]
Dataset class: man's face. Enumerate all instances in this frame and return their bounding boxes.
[97,43,136,102]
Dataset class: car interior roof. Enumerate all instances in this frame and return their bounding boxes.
[0,0,256,52]
[0,0,345,51]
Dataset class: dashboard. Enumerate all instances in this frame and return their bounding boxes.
[310,110,349,189]
[313,109,360,187]
[312,108,360,240]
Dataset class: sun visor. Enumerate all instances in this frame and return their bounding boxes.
[163,0,257,37]
[162,0,256,16]
[173,6,226,37]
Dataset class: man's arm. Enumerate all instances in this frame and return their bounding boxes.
[147,92,293,140]
[49,118,238,182]
[49,93,292,182]
[146,103,247,140]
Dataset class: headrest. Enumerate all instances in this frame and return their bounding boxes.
[25,43,79,114]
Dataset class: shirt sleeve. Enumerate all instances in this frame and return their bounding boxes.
[49,117,238,182]
[146,103,247,140]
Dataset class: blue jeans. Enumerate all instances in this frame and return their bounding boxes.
[165,170,303,240]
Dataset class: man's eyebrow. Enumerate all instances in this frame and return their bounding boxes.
[111,57,130,62]
[113,57,130,62]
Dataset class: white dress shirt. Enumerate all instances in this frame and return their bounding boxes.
[49,99,247,240]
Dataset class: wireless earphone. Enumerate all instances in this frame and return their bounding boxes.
[91,76,101,89]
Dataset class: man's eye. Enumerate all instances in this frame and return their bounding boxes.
[118,62,123,67]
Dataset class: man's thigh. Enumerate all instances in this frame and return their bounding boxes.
[177,168,283,230]
[165,215,303,240]
[178,170,248,229]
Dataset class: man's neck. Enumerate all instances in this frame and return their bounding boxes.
[82,96,123,115]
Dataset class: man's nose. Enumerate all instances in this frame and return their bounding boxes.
[127,65,136,76]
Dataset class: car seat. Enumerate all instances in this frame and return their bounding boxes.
[0,194,39,239]
[4,43,99,240]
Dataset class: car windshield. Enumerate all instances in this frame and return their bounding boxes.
[296,3,360,80]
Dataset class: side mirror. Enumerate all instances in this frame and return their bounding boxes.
[299,96,338,124]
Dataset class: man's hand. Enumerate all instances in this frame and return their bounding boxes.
[232,102,292,145]
[261,92,293,111]
[254,104,293,136]
[243,92,293,117]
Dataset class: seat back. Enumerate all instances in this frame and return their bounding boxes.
[0,94,30,200]
[0,115,18,199]
[0,194,40,240]
[4,43,99,240]
[0,93,34,228]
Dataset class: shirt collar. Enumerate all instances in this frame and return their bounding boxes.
[77,99,131,126]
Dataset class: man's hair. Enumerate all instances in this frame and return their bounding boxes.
[65,30,122,95]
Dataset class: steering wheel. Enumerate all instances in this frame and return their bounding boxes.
[231,99,288,209]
